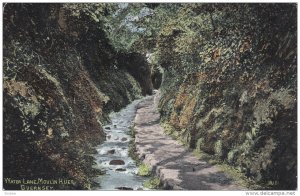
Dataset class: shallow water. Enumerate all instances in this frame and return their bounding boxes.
[91,99,150,190]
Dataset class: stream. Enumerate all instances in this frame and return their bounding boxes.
[91,98,150,190]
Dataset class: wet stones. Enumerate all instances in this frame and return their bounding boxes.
[94,100,149,190]
[115,168,126,171]
[109,159,125,165]
[107,149,115,154]
[115,187,133,190]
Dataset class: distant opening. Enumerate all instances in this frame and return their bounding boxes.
[151,67,163,89]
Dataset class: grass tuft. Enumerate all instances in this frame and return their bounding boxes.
[143,177,160,189]
[137,163,151,176]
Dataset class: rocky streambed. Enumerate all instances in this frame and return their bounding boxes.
[91,98,150,190]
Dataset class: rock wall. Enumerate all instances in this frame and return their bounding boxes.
[156,4,297,189]
[3,3,152,189]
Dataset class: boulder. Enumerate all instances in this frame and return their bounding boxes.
[109,160,125,165]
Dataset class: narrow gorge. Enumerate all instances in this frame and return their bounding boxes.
[3,3,297,191]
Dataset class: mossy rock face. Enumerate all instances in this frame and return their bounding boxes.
[3,3,150,190]
[157,4,297,189]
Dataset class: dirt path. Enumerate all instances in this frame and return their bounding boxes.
[133,91,246,190]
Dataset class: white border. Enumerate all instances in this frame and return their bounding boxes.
[0,1,299,196]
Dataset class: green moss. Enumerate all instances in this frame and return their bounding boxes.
[129,126,135,137]
[161,122,189,148]
[192,149,261,189]
[128,136,141,165]
[125,72,142,100]
[196,138,204,151]
[143,177,160,189]
[227,149,238,163]
[137,163,151,176]
[214,140,223,157]
[218,164,262,190]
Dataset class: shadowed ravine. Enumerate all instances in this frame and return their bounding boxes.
[3,3,297,190]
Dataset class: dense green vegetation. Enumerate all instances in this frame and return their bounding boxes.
[156,4,296,190]
[3,3,152,190]
[103,3,297,189]
[3,3,297,190]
